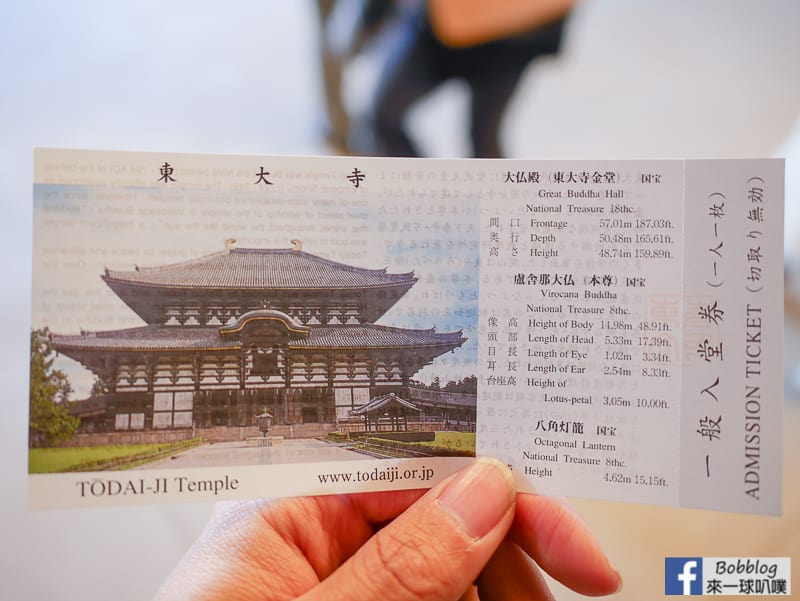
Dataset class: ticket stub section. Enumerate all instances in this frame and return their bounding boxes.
[476,159,783,515]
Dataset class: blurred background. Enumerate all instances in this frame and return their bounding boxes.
[2,1,799,598]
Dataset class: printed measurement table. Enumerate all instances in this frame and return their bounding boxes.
[478,160,783,514]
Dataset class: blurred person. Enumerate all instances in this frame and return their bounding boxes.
[372,0,574,158]
[316,0,399,154]
[155,457,621,600]
[316,0,350,154]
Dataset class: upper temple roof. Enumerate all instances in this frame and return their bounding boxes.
[102,247,416,290]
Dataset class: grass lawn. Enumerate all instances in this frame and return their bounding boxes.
[419,431,476,453]
[29,439,201,473]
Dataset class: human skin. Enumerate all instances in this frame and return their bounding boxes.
[155,457,621,600]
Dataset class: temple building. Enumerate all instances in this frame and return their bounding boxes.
[53,241,469,433]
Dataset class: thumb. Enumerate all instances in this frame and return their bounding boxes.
[304,457,516,601]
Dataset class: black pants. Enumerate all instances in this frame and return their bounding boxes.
[373,13,566,158]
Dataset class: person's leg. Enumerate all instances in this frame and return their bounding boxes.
[467,19,567,158]
[372,15,444,157]
[316,0,351,153]
[467,63,529,158]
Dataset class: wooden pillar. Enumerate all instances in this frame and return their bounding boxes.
[367,354,377,389]
[193,355,202,392]
[283,351,292,388]
[104,357,118,393]
[239,351,247,390]
[277,389,287,425]
[146,355,156,393]
[325,356,335,423]
[400,358,411,387]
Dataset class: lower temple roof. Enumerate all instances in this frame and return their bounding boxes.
[52,324,465,353]
[351,393,419,415]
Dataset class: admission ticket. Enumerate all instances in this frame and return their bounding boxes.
[29,149,783,514]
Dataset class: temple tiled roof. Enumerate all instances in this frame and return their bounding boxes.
[407,388,477,408]
[292,325,465,349]
[351,393,419,415]
[102,248,416,289]
[53,326,239,351]
[53,324,465,352]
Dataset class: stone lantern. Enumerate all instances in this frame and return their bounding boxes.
[256,411,273,438]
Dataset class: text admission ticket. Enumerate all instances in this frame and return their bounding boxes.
[29,149,783,514]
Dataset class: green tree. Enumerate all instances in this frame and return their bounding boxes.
[90,376,108,397]
[29,327,79,447]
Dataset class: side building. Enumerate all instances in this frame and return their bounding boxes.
[53,242,472,435]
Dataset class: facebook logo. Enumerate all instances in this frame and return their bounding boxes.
[665,557,703,595]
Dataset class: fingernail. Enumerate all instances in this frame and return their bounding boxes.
[437,457,515,539]
[611,567,623,593]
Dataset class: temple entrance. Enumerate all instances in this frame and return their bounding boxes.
[188,387,335,427]
[300,387,331,423]
[192,388,286,428]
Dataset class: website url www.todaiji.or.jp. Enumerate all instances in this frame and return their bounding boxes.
[317,465,435,485]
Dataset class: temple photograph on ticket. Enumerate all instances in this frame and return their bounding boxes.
[29,149,481,498]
